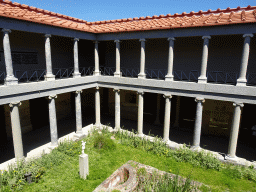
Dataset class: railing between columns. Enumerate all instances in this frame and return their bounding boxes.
[1,67,256,86]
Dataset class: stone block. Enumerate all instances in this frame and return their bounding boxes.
[79,154,89,179]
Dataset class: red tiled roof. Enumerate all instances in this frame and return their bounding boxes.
[1,0,256,34]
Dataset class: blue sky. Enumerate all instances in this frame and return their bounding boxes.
[15,0,256,22]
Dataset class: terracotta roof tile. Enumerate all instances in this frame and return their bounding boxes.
[0,1,256,33]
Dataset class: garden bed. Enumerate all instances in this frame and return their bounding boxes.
[1,126,256,191]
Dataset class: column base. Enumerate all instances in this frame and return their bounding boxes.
[44,74,55,81]
[138,133,144,137]
[93,71,101,76]
[114,72,122,77]
[48,144,58,150]
[225,154,238,162]
[190,145,201,151]
[198,76,207,84]
[14,156,25,163]
[94,123,102,130]
[72,72,81,78]
[165,75,174,81]
[4,76,18,85]
[236,78,247,86]
[73,132,85,141]
[163,139,170,143]
[138,73,146,79]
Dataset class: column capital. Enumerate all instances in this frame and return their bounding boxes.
[2,29,11,33]
[9,101,21,108]
[48,95,57,100]
[233,102,244,108]
[167,37,175,41]
[139,38,146,42]
[113,89,120,93]
[195,97,205,103]
[114,39,120,43]
[95,86,100,90]
[93,41,99,44]
[45,34,51,38]
[163,94,172,99]
[243,34,254,38]
[137,91,144,95]
[74,38,79,41]
[75,90,83,94]
[202,36,211,40]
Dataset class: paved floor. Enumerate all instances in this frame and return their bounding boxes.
[1,113,256,164]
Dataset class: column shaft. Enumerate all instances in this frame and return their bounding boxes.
[198,36,211,84]
[227,103,243,159]
[94,41,100,76]
[138,39,146,79]
[73,38,81,78]
[95,87,101,128]
[137,91,144,136]
[114,40,121,77]
[114,89,121,129]
[163,95,172,142]
[48,95,58,147]
[236,34,254,86]
[165,37,175,81]
[192,98,205,148]
[75,90,83,135]
[2,29,18,85]
[44,34,55,81]
[9,102,24,160]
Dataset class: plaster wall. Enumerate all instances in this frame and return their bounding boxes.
[55,92,72,121]
[108,89,138,121]
[202,99,234,137]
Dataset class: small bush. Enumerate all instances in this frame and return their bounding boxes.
[93,134,116,151]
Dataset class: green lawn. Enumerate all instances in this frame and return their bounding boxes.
[2,127,256,191]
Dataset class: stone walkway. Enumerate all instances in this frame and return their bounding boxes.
[1,113,256,166]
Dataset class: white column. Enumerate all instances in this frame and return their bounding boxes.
[74,90,84,139]
[114,40,122,77]
[173,96,181,128]
[44,34,55,81]
[226,102,243,161]
[2,29,18,85]
[138,39,146,79]
[73,38,81,78]
[113,89,121,130]
[9,101,24,160]
[137,91,144,136]
[198,36,211,84]
[236,34,254,86]
[93,41,101,76]
[163,94,172,142]
[95,86,101,128]
[165,37,175,81]
[192,97,205,149]
[47,95,58,149]
[154,94,161,125]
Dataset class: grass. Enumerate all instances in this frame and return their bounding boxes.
[1,126,256,191]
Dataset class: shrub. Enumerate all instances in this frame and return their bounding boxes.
[93,133,116,151]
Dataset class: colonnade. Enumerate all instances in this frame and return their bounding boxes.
[1,28,254,86]
[0,28,250,162]
[109,35,253,86]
